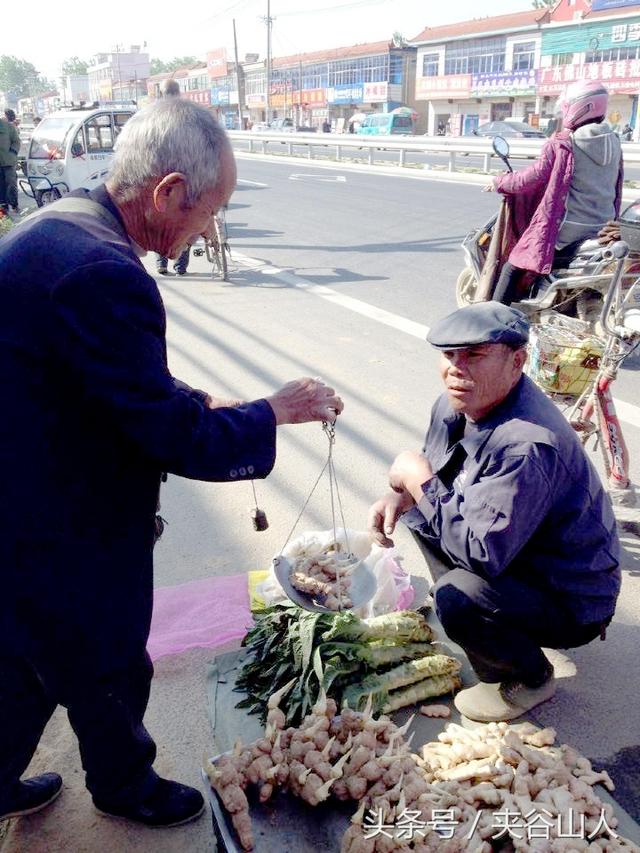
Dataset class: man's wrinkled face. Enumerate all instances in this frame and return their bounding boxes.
[439,343,526,421]
[153,146,237,259]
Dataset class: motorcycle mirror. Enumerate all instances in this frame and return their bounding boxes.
[492,136,510,159]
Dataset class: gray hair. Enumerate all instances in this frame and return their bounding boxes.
[108,99,231,205]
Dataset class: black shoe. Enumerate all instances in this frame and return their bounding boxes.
[94,777,205,828]
[174,270,187,276]
[0,773,63,820]
[157,269,170,276]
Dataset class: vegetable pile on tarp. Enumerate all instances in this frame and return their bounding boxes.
[235,604,461,725]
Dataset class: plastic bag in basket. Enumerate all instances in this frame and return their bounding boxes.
[528,320,602,397]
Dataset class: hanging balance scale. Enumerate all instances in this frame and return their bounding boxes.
[272,420,376,614]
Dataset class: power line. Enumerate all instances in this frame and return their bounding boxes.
[278,0,387,17]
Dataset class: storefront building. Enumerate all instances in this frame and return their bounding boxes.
[411,11,545,136]
[268,41,417,131]
[537,0,640,135]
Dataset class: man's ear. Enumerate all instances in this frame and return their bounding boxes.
[153,173,188,213]
[513,346,528,371]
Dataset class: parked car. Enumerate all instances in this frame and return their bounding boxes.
[250,122,271,133]
[468,120,546,139]
[269,117,295,133]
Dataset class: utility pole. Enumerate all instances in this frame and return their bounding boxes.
[264,0,273,124]
[233,18,245,129]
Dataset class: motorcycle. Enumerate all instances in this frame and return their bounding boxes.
[455,136,639,330]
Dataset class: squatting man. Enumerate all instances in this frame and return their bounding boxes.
[0,98,343,829]
[368,302,620,723]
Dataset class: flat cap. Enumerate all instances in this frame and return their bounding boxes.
[427,302,529,350]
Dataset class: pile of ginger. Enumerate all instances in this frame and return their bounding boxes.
[204,683,639,853]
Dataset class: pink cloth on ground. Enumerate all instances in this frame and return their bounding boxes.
[147,573,252,662]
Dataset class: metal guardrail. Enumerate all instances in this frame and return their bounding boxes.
[228,130,640,174]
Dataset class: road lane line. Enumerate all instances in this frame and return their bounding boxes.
[237,179,269,187]
[230,250,640,430]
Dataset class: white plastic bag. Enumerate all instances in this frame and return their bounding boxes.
[256,528,414,616]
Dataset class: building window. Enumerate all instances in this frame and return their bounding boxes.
[586,46,640,63]
[551,53,574,66]
[422,53,440,77]
[445,36,506,75]
[512,41,536,72]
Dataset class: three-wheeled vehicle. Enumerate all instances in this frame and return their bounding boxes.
[20,104,136,207]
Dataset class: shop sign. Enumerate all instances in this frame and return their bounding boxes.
[537,59,640,95]
[471,71,536,98]
[299,89,326,105]
[207,48,228,80]
[183,90,211,106]
[211,87,230,105]
[327,84,363,104]
[541,17,640,54]
[363,81,388,101]
[416,74,471,100]
[247,93,266,106]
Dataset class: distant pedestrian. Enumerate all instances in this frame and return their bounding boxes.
[322,119,331,133]
[0,111,20,213]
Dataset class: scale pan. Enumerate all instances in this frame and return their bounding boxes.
[273,555,377,614]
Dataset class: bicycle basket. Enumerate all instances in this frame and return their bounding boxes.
[526,313,603,397]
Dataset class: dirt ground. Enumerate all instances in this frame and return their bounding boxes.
[0,646,224,853]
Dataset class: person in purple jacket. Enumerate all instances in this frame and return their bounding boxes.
[490,80,623,305]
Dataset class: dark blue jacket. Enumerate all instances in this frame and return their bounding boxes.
[403,376,620,625]
[0,187,276,673]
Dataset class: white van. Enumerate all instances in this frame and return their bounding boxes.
[22,105,135,206]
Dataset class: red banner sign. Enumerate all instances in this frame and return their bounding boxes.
[538,60,640,95]
[182,90,212,106]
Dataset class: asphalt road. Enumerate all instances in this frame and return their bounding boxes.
[3,160,639,853]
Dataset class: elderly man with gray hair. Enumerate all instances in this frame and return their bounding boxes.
[0,99,343,829]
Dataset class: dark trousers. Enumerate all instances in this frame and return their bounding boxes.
[493,242,587,306]
[0,648,156,806]
[0,165,7,210]
[410,531,603,685]
[1,165,18,209]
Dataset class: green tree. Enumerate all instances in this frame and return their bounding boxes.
[532,0,556,8]
[0,55,49,98]
[150,56,198,75]
[61,56,89,76]
[392,32,407,48]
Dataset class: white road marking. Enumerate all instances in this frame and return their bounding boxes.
[231,250,640,430]
[237,179,269,187]
[289,174,347,182]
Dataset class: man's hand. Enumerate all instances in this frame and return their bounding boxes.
[388,451,434,504]
[367,490,415,547]
[204,394,245,409]
[266,377,344,425]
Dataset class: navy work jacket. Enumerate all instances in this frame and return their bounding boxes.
[403,376,620,625]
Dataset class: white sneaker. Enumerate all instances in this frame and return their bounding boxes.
[454,673,556,722]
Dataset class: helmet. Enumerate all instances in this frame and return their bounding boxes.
[555,79,608,130]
